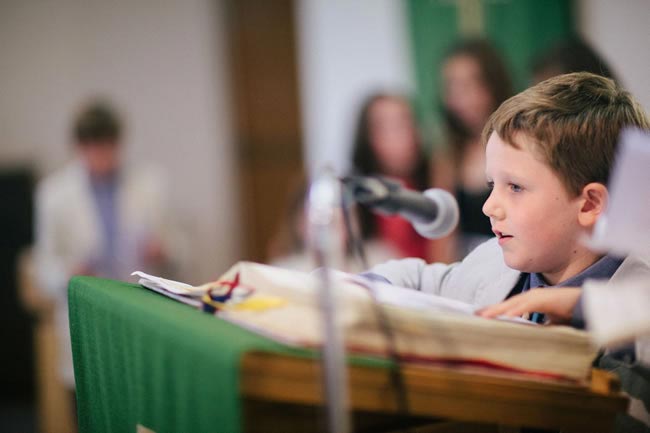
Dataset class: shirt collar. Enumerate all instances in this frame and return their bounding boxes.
[529,254,625,288]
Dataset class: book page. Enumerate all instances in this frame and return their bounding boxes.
[342,273,476,315]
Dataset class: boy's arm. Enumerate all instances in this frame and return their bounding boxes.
[364,237,517,302]
[364,258,456,295]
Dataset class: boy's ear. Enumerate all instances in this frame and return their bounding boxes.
[578,182,608,228]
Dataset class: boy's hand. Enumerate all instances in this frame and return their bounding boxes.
[477,287,582,324]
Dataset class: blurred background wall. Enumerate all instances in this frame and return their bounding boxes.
[0,0,648,432]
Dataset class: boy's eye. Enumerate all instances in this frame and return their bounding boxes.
[509,183,523,193]
[486,181,494,190]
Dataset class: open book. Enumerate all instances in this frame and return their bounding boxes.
[134,263,598,382]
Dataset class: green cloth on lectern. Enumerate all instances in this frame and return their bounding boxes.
[69,276,291,433]
[69,276,390,433]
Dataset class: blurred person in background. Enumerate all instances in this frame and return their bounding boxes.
[34,100,185,408]
[350,92,431,261]
[531,36,618,84]
[431,38,513,263]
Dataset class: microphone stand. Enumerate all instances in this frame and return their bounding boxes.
[307,170,351,433]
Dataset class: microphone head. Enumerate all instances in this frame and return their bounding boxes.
[412,189,459,239]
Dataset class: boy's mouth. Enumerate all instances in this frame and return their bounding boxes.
[494,230,513,244]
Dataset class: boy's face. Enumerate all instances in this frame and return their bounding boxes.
[482,132,590,284]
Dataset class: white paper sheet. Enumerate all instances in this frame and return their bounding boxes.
[587,128,650,256]
[584,278,650,347]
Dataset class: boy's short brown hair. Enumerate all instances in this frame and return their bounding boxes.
[483,72,650,196]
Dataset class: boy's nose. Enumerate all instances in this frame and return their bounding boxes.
[482,190,504,220]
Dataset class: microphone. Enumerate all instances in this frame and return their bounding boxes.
[342,176,459,239]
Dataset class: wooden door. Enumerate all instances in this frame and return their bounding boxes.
[226,0,304,262]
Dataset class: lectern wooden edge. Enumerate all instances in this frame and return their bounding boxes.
[240,351,628,433]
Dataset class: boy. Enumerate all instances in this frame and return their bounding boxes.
[367,72,649,305]
[364,72,650,430]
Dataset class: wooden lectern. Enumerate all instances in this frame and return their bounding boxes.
[242,352,627,433]
[69,277,629,433]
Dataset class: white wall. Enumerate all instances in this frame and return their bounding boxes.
[296,0,414,176]
[0,0,240,282]
[578,0,650,111]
